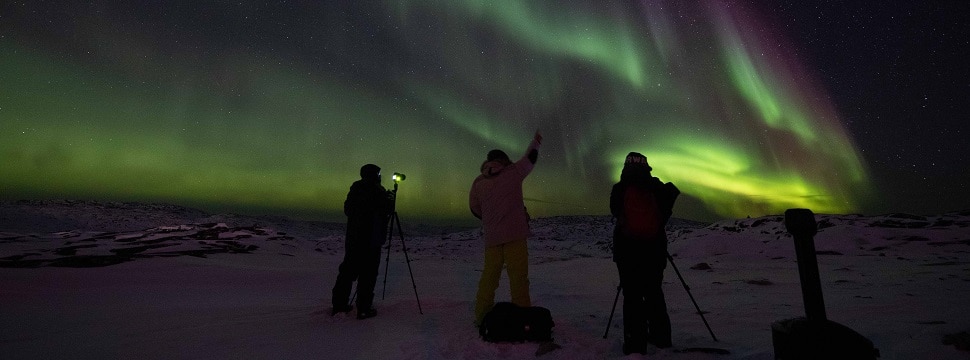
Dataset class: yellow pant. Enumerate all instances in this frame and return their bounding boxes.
[474,238,531,325]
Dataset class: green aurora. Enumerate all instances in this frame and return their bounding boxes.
[1,1,870,223]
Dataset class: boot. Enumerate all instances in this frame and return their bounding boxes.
[331,304,353,316]
[357,307,377,320]
[623,335,647,355]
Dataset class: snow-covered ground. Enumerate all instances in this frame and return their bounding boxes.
[1,201,968,359]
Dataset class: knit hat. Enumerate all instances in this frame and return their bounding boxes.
[487,149,510,162]
[624,152,652,171]
[360,164,381,180]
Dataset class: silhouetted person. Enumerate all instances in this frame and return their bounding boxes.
[332,164,393,319]
[469,131,542,326]
[610,152,678,354]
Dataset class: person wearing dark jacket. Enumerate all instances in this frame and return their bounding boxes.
[609,152,679,355]
[332,163,394,319]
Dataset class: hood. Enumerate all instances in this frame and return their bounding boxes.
[621,163,653,185]
[360,164,381,182]
[480,160,509,177]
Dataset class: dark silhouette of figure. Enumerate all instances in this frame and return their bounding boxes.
[332,164,393,319]
[610,152,678,354]
[469,131,542,326]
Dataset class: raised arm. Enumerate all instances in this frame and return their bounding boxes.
[527,131,542,164]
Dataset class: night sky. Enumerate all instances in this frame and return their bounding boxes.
[1,1,967,223]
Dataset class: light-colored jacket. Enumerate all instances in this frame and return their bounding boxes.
[469,139,540,247]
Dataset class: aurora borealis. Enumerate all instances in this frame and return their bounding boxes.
[2,1,966,223]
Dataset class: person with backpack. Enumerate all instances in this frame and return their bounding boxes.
[332,164,394,320]
[469,130,542,327]
[610,152,679,354]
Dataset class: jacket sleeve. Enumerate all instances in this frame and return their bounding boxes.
[526,136,541,161]
[345,182,388,219]
[344,185,359,217]
[659,182,679,222]
[513,137,541,178]
[381,188,394,216]
[609,183,624,218]
[469,177,483,219]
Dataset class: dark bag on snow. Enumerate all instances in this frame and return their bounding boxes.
[479,302,554,343]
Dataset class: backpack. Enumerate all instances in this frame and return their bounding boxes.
[479,302,555,343]
[621,185,662,239]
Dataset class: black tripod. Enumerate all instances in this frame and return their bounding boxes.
[603,252,717,342]
[380,182,423,314]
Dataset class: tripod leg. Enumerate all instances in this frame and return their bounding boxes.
[382,214,394,300]
[666,253,718,342]
[394,212,423,314]
[604,284,622,339]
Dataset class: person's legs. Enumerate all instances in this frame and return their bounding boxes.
[474,244,504,325]
[355,247,383,313]
[645,265,672,347]
[617,261,648,354]
[504,238,531,307]
[332,251,360,312]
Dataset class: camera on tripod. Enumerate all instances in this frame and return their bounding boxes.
[381,170,422,314]
[388,172,405,198]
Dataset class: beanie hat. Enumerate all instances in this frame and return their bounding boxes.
[360,164,381,180]
[487,149,510,162]
[625,152,652,171]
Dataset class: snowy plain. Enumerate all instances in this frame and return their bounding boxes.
[1,200,968,359]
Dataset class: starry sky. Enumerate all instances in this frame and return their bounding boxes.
[1,1,967,224]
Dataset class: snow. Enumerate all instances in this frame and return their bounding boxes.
[1,201,969,359]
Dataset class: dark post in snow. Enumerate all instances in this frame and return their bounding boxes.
[784,208,826,322]
[771,208,879,360]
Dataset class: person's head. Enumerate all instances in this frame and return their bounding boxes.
[624,152,652,171]
[360,164,381,182]
[487,149,510,163]
[621,152,652,183]
[480,149,512,176]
